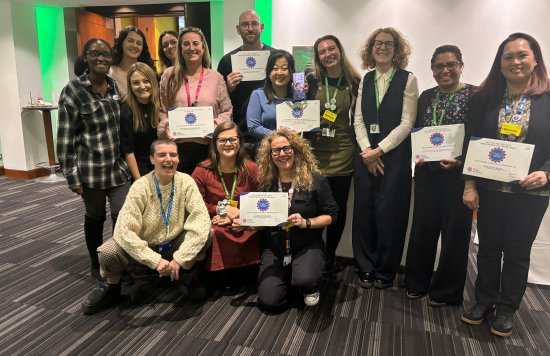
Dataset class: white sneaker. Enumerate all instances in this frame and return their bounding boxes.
[304,291,320,307]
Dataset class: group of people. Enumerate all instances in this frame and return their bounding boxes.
[55,8,550,338]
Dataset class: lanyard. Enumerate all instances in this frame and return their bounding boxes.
[217,165,238,201]
[277,179,294,257]
[374,68,396,112]
[184,67,205,107]
[153,174,175,239]
[324,76,343,110]
[273,94,297,111]
[505,90,528,123]
[432,91,457,126]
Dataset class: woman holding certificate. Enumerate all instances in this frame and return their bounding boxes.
[461,33,550,337]
[256,129,338,309]
[192,122,261,287]
[120,63,161,180]
[305,35,361,272]
[158,27,232,174]
[352,28,419,290]
[247,50,295,149]
[405,45,475,306]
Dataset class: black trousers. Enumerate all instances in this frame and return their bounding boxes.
[325,175,352,260]
[405,166,473,303]
[352,151,411,281]
[176,142,209,175]
[475,188,548,311]
[257,239,326,310]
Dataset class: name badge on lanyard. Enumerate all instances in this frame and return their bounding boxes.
[370,123,380,134]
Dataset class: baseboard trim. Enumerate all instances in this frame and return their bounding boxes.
[4,167,50,179]
[0,166,4,176]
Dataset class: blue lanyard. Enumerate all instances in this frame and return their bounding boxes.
[505,90,528,123]
[153,174,175,237]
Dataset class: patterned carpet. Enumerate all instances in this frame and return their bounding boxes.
[0,177,549,356]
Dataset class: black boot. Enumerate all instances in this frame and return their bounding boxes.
[82,282,122,315]
[461,303,494,325]
[490,307,514,337]
[84,215,106,281]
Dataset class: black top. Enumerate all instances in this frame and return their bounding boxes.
[217,44,277,131]
[265,175,338,255]
[119,102,158,168]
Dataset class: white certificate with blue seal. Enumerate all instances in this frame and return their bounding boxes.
[411,124,465,162]
[463,137,534,182]
[239,192,288,227]
[168,106,214,139]
[276,100,320,132]
[231,51,270,81]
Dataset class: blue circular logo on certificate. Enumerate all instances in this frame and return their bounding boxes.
[185,112,197,125]
[257,198,270,212]
[246,56,256,68]
[430,132,444,146]
[292,106,304,119]
[488,147,506,163]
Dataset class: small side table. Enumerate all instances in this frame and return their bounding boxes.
[22,106,65,183]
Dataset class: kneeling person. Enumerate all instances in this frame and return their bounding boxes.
[82,139,211,314]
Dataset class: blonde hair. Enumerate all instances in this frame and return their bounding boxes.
[360,27,411,70]
[256,129,320,191]
[126,62,160,131]
[166,27,212,106]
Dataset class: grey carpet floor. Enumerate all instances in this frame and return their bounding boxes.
[0,177,549,356]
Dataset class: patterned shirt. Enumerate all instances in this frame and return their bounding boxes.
[418,84,474,127]
[57,73,130,188]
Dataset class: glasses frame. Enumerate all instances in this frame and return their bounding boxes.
[271,146,293,156]
[373,40,395,49]
[431,61,462,73]
[86,50,112,59]
[240,21,261,30]
[216,136,240,145]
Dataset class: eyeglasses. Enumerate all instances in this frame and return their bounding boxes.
[271,146,293,156]
[240,21,260,30]
[373,40,395,49]
[217,136,239,145]
[87,50,112,59]
[431,61,462,72]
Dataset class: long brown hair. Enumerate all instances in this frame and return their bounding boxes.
[256,129,320,191]
[200,121,249,184]
[476,32,550,103]
[360,27,411,70]
[166,27,212,107]
[126,62,160,131]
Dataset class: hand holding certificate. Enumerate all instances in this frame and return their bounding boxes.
[276,100,320,132]
[168,106,214,139]
[231,51,270,81]
[411,124,464,162]
[463,137,534,182]
[239,192,288,227]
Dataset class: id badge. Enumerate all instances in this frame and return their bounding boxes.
[322,127,336,137]
[322,110,337,123]
[159,240,172,253]
[500,123,522,137]
[283,254,292,266]
[370,124,380,134]
[229,200,238,208]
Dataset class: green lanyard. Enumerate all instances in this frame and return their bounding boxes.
[432,91,456,126]
[217,165,238,201]
[374,68,396,111]
[324,76,343,111]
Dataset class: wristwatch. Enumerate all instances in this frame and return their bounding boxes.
[305,218,311,229]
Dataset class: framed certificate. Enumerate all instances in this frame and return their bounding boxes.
[231,51,270,81]
[168,106,214,139]
[240,192,288,227]
[411,124,465,161]
[463,137,534,182]
[276,100,320,132]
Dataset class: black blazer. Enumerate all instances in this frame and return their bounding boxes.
[463,92,550,192]
[265,175,338,254]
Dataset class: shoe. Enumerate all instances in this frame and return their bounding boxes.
[406,290,424,300]
[81,283,121,315]
[304,291,320,307]
[90,268,105,284]
[357,272,375,289]
[490,308,514,337]
[461,304,494,325]
[428,297,447,307]
[374,278,392,289]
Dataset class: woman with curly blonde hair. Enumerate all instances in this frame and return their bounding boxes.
[352,27,419,290]
[255,129,338,310]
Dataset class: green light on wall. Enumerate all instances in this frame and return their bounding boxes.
[255,0,272,46]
